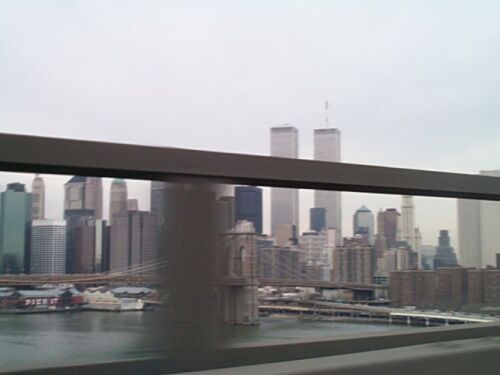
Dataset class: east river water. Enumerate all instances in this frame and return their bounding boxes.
[0,311,408,372]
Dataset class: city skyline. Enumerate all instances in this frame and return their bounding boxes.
[0,138,496,269]
[0,171,469,249]
[5,171,494,278]
[1,0,500,258]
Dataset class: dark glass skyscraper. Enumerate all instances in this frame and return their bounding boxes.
[74,219,109,273]
[0,183,32,274]
[235,186,263,234]
[309,207,326,232]
[64,208,94,273]
[353,205,374,245]
[63,176,104,273]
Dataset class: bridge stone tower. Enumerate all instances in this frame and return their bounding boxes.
[218,220,259,325]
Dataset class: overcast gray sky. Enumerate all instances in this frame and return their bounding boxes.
[1,1,499,247]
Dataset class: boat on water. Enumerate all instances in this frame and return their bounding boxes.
[83,290,144,311]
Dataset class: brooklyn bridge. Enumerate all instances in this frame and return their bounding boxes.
[0,273,384,292]
[0,229,386,325]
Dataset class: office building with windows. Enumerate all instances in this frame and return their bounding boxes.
[109,179,128,226]
[314,128,341,244]
[353,205,375,245]
[458,170,500,268]
[31,174,45,220]
[401,196,416,249]
[270,126,299,235]
[74,219,109,273]
[110,211,157,273]
[30,220,66,274]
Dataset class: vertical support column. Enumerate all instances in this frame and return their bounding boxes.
[162,183,220,365]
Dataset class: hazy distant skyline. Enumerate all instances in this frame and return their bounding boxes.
[1,1,499,248]
[0,172,460,249]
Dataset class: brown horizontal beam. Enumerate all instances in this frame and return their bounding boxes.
[0,133,499,200]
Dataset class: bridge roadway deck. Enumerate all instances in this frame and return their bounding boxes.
[0,274,163,285]
[0,274,386,291]
[259,300,498,325]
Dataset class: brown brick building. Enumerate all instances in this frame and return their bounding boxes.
[484,270,500,305]
[333,244,374,285]
[390,268,500,309]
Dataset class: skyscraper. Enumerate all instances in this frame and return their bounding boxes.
[377,208,401,248]
[64,208,94,273]
[84,177,103,219]
[64,176,97,273]
[109,179,128,226]
[74,219,109,273]
[150,181,168,227]
[0,183,32,274]
[401,196,416,249]
[270,126,299,235]
[30,220,66,274]
[458,170,500,268]
[64,176,102,217]
[353,205,375,245]
[313,128,341,244]
[310,207,326,232]
[127,199,139,211]
[235,186,263,234]
[434,230,458,268]
[64,176,86,211]
[31,174,45,220]
[457,199,481,268]
[274,224,297,246]
[299,230,334,281]
[333,241,374,285]
[478,171,500,268]
[110,211,157,273]
[414,228,422,253]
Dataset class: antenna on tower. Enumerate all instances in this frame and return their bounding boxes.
[325,100,329,128]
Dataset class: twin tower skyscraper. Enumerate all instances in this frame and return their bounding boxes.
[270,126,341,244]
